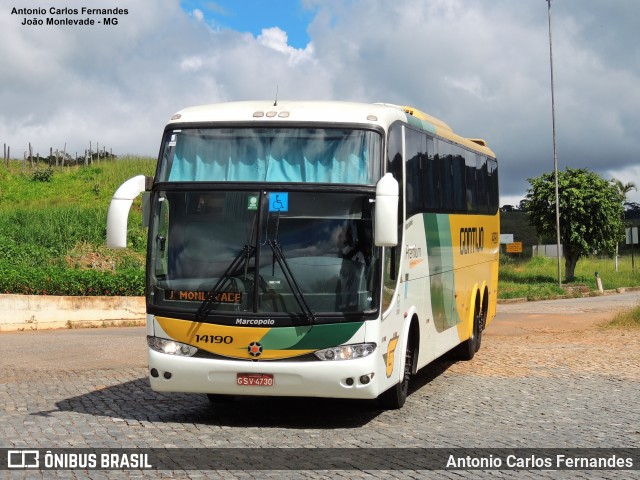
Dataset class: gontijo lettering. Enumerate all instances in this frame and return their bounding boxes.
[460,227,484,254]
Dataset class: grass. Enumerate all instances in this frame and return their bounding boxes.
[0,156,155,208]
[500,254,640,332]
[0,157,155,295]
[602,306,640,329]
[498,254,640,300]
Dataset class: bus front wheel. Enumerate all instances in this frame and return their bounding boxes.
[378,339,414,409]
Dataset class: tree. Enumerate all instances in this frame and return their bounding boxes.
[523,168,625,282]
[611,179,638,205]
[626,202,640,220]
[518,199,528,212]
[611,179,637,267]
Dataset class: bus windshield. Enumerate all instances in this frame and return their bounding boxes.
[149,190,380,321]
[157,128,381,184]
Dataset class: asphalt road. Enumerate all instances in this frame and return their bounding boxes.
[489,290,640,335]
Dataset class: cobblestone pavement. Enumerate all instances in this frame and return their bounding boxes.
[1,295,639,479]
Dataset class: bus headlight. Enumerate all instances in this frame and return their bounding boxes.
[314,343,376,361]
[147,336,197,357]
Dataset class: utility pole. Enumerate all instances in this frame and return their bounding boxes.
[547,0,562,287]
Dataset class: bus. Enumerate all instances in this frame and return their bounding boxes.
[107,101,499,409]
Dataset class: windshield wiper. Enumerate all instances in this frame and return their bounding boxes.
[195,244,255,322]
[268,240,316,325]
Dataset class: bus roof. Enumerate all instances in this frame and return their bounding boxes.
[167,101,495,157]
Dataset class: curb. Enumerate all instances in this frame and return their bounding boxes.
[0,294,145,332]
[497,285,640,304]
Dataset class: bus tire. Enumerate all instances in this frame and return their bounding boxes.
[378,337,414,409]
[475,306,485,353]
[453,306,481,361]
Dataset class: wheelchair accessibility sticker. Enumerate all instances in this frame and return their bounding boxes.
[269,193,289,212]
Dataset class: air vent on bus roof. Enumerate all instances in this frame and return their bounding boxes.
[469,139,488,147]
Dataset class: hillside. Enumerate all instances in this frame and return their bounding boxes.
[0,157,156,295]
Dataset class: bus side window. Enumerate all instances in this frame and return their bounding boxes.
[476,155,489,214]
[384,124,404,289]
[424,135,438,211]
[452,153,466,212]
[405,127,425,217]
[435,140,452,211]
[465,151,478,213]
[382,125,403,309]
[487,158,499,213]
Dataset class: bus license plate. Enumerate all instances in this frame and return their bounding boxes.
[237,373,274,386]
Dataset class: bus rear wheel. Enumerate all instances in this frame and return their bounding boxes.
[378,339,414,409]
[475,307,485,353]
[453,306,481,361]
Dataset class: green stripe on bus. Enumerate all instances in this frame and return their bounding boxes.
[258,326,312,350]
[260,322,364,350]
[424,214,459,332]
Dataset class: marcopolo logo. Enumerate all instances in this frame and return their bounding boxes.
[235,318,275,326]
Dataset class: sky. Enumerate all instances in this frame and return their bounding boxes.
[2,0,639,207]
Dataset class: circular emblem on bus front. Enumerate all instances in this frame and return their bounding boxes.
[247,342,263,357]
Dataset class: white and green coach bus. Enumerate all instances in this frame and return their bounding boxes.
[107,101,499,409]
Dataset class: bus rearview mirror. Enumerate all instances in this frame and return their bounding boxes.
[106,175,150,248]
[375,173,399,247]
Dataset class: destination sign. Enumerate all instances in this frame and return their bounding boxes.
[165,290,242,304]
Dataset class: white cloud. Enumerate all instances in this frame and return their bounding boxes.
[180,56,205,72]
[1,0,638,204]
[444,75,495,102]
[257,27,314,65]
[191,8,204,22]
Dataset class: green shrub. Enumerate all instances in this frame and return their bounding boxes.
[32,168,54,182]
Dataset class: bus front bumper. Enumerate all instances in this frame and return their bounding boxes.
[148,349,381,400]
